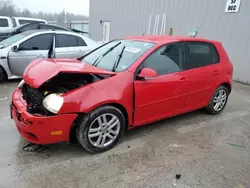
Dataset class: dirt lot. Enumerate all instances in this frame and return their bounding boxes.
[0,81,249,188]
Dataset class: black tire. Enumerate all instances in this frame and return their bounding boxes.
[0,66,7,82]
[76,105,126,153]
[206,85,229,115]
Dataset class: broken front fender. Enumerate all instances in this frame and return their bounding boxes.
[59,71,134,125]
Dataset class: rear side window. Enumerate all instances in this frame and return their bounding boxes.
[185,42,219,70]
[0,19,9,27]
[56,34,78,47]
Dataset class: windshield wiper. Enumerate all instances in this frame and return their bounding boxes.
[112,45,126,72]
[92,41,121,67]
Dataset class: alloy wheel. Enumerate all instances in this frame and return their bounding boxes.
[213,89,227,112]
[88,113,121,148]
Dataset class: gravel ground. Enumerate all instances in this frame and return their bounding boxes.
[0,81,249,188]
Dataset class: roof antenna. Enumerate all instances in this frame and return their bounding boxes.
[195,19,205,37]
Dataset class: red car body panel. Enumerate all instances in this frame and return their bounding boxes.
[11,35,233,144]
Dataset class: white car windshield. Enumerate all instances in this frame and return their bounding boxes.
[0,33,27,48]
[81,40,155,72]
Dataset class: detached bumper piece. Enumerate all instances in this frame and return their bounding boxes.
[11,88,77,144]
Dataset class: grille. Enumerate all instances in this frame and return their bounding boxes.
[22,84,44,106]
[21,84,50,115]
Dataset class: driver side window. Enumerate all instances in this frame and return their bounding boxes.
[19,34,53,51]
[141,42,185,76]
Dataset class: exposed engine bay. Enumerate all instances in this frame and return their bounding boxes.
[21,73,107,116]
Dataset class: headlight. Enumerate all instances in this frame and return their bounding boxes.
[43,94,64,114]
[18,80,25,88]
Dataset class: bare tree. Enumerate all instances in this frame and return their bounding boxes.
[0,2,88,22]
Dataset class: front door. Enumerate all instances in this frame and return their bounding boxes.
[102,21,111,42]
[134,42,188,125]
[8,33,53,76]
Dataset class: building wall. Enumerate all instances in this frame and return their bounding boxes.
[89,0,250,84]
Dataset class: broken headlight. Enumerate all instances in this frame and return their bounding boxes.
[18,80,25,88]
[42,94,64,114]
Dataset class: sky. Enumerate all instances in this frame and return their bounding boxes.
[11,0,89,15]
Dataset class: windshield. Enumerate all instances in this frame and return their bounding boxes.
[7,24,28,33]
[81,40,155,72]
[0,33,27,48]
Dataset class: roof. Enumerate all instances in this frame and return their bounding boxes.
[123,35,219,44]
[21,29,76,35]
[21,30,93,41]
[19,30,41,36]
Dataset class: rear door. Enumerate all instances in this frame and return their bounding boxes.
[182,41,220,110]
[55,34,87,58]
[8,33,53,76]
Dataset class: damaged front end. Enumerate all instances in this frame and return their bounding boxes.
[21,72,107,116]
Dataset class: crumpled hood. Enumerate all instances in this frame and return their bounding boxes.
[23,58,116,88]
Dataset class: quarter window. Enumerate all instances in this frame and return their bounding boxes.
[141,42,185,76]
[19,34,53,51]
[185,42,219,69]
[77,37,87,46]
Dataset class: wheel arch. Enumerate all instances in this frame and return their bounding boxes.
[221,82,231,94]
[0,65,8,81]
[69,102,129,144]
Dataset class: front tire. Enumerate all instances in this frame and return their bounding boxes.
[76,105,126,153]
[206,85,229,114]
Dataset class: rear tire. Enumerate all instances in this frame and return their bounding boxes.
[0,66,7,82]
[206,85,229,114]
[76,105,126,153]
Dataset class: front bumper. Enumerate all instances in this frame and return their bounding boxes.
[11,88,77,144]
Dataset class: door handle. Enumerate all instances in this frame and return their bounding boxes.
[180,77,188,83]
[213,70,219,75]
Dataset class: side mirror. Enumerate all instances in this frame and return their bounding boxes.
[11,45,19,52]
[138,68,158,80]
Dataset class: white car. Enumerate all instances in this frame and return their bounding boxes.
[0,30,98,81]
[0,16,47,31]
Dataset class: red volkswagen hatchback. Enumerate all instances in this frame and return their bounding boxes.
[11,36,233,153]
